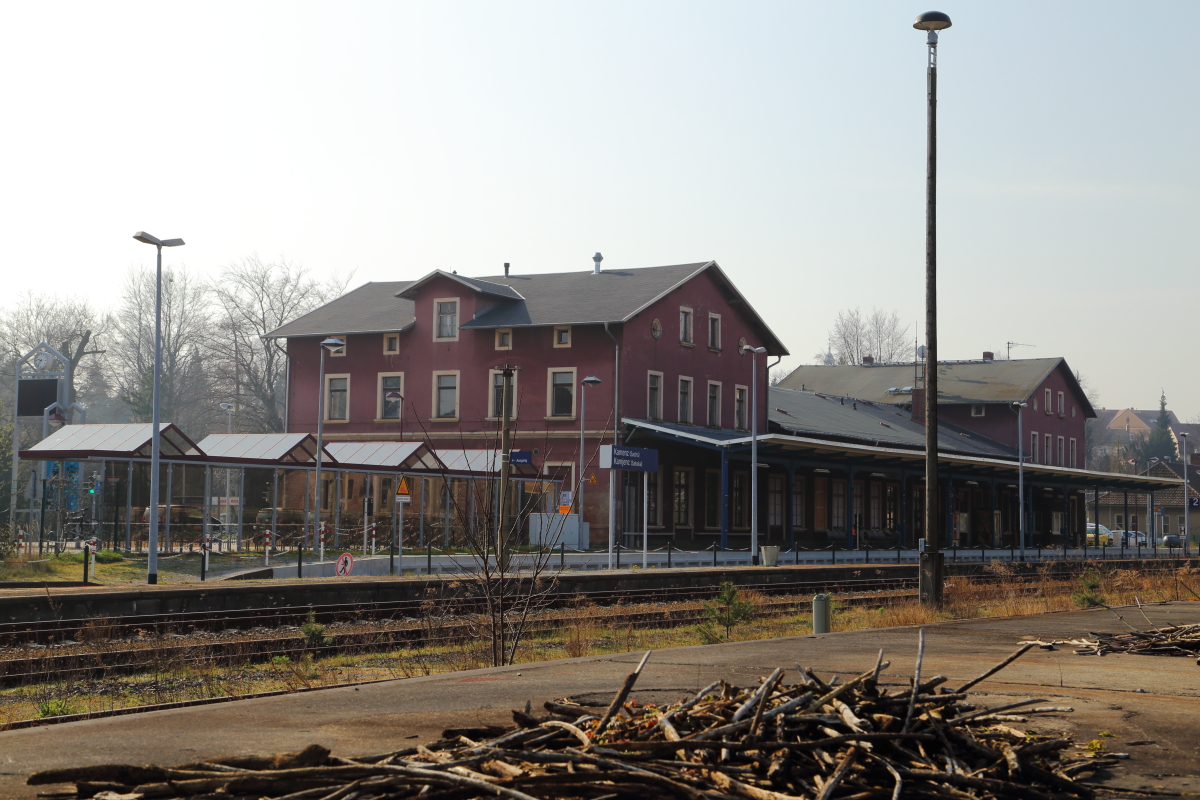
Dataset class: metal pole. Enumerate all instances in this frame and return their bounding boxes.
[271,468,279,562]
[579,381,586,533]
[642,470,649,570]
[165,463,173,554]
[497,367,513,574]
[203,465,211,556]
[750,348,760,565]
[315,345,327,551]
[1183,433,1190,555]
[125,460,133,550]
[918,19,944,607]
[147,243,165,583]
[1017,404,1025,558]
[236,467,245,552]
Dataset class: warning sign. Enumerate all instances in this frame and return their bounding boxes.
[587,474,597,484]
[335,552,355,576]
[395,476,411,503]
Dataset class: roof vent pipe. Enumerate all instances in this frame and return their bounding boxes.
[593,252,603,274]
[504,262,510,277]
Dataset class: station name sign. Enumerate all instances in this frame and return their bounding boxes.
[599,444,658,472]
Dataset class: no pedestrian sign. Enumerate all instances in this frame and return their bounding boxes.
[335,552,354,576]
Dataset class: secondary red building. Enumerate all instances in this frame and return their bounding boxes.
[268,259,788,548]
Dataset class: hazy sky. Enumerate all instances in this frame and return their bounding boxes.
[1,1,1196,419]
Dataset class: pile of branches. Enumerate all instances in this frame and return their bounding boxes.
[30,640,1116,800]
[1062,623,1200,660]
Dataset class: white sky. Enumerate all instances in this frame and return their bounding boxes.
[1,1,1196,419]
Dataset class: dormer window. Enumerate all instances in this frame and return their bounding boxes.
[495,328,512,350]
[383,334,399,355]
[553,326,571,348]
[434,299,459,341]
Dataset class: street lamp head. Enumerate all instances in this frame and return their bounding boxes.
[385,391,403,401]
[219,403,233,411]
[320,336,346,353]
[1013,402,1028,409]
[133,232,185,247]
[582,376,602,386]
[913,11,951,30]
[161,238,185,247]
[741,345,767,355]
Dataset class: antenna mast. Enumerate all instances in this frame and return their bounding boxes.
[1006,341,1035,360]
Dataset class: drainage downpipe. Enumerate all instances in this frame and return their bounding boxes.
[604,322,620,569]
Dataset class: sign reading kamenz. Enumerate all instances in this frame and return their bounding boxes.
[599,445,658,472]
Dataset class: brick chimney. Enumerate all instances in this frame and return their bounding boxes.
[982,351,994,361]
[911,388,925,424]
[862,355,875,365]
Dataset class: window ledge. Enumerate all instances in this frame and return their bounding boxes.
[708,347,722,353]
[429,417,460,423]
[322,419,349,424]
[373,418,403,424]
[679,341,694,348]
[485,416,519,422]
[545,415,577,422]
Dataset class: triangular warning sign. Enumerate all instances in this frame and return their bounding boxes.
[587,474,598,484]
[395,476,410,496]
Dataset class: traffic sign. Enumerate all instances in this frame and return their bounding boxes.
[335,552,355,576]
[599,444,658,472]
[395,476,412,503]
[587,474,597,484]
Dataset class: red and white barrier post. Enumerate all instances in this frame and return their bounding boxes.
[319,522,326,561]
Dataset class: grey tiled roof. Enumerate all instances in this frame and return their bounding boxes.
[768,386,1015,458]
[778,357,1094,415]
[265,281,415,338]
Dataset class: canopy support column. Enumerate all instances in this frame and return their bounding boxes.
[719,448,729,550]
[125,460,134,551]
[165,463,173,553]
[237,467,245,552]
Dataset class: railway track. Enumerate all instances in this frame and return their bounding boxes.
[0,575,920,647]
[0,589,921,686]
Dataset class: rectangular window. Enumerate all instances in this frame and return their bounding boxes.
[1044,388,1052,415]
[1031,432,1038,463]
[1057,436,1065,467]
[326,376,349,421]
[678,377,692,424]
[870,483,882,529]
[553,326,571,348]
[495,329,512,350]
[1045,434,1052,465]
[768,476,784,527]
[1115,514,1124,527]
[435,299,458,340]
[832,480,846,530]
[383,334,399,355]
[734,386,748,431]
[704,470,721,529]
[647,372,662,421]
[708,313,721,350]
[679,307,693,344]
[489,369,516,419]
[707,382,721,427]
[378,373,403,420]
[885,484,897,530]
[792,480,806,529]
[853,480,864,530]
[732,473,749,529]
[1070,437,1077,469]
[433,371,458,419]
[813,477,827,530]
[648,470,662,527]
[1057,391,1065,416]
[971,404,985,417]
[673,469,692,527]
[549,369,575,417]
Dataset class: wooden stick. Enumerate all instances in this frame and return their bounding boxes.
[902,628,926,733]
[956,643,1034,693]
[593,650,652,738]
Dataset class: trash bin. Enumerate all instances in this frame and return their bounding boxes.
[812,593,831,634]
[760,545,780,566]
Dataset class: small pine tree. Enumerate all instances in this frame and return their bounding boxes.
[698,582,757,644]
[1138,392,1178,464]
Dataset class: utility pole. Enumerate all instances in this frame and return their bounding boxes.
[495,365,514,667]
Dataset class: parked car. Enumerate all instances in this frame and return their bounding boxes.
[1085,523,1114,547]
[1161,534,1184,548]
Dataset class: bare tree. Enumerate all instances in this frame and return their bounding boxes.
[0,292,112,408]
[109,265,217,435]
[209,255,350,433]
[817,307,914,365]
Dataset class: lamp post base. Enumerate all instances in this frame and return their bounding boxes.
[147,572,158,585]
[918,551,943,607]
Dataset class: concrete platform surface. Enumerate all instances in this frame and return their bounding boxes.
[3,602,1200,798]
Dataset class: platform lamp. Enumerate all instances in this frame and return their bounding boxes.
[578,376,603,542]
[314,336,346,551]
[1181,432,1190,554]
[913,10,951,607]
[742,345,767,565]
[219,402,234,534]
[133,231,185,585]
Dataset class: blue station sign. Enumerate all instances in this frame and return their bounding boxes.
[509,450,533,465]
[600,444,658,472]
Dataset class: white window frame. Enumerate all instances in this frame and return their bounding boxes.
[1031,431,1038,463]
[375,372,404,421]
[707,312,722,351]
[1044,388,1052,415]
[1044,434,1052,465]
[1057,435,1065,468]
[678,376,693,425]
[546,367,577,419]
[383,333,400,355]
[734,384,749,431]
[647,370,664,421]
[542,461,576,510]
[672,467,693,528]
[328,336,347,357]
[679,307,694,345]
[431,370,460,421]
[1070,437,1077,469]
[768,475,785,527]
[494,328,512,351]
[433,297,460,342]
[488,368,519,420]
[324,373,350,422]
[552,326,571,348]
[706,380,722,428]
[1057,391,1065,417]
[971,404,985,417]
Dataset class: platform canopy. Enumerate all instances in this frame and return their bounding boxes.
[21,423,200,460]
[196,433,329,466]
[324,441,443,472]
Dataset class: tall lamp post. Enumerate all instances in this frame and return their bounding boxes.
[578,376,602,542]
[742,345,767,564]
[314,337,346,552]
[1012,402,1028,558]
[913,11,951,607]
[1182,432,1190,554]
[220,402,233,532]
[133,232,185,585]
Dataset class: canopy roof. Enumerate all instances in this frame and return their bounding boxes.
[195,433,329,465]
[22,423,199,460]
[325,441,443,471]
